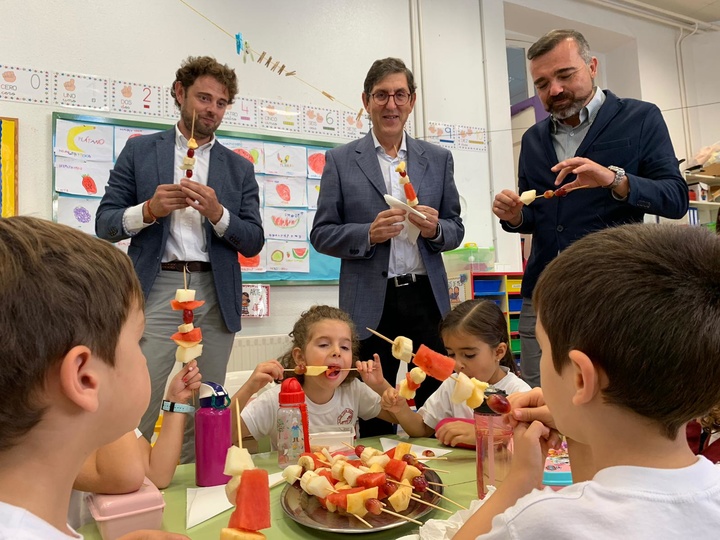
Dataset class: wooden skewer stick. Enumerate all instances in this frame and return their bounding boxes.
[423,466,450,474]
[427,487,467,510]
[416,456,448,461]
[282,368,358,372]
[380,508,422,525]
[234,398,242,449]
[409,495,454,514]
[353,514,373,528]
[190,110,196,139]
[427,481,447,486]
[366,327,397,347]
[342,442,357,451]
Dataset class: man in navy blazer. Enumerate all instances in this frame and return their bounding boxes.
[493,30,688,387]
[311,58,464,436]
[96,56,263,460]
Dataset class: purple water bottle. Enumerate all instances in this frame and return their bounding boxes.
[195,381,232,487]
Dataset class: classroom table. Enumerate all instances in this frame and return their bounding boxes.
[79,437,479,540]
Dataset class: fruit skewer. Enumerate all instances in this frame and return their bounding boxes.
[519,184,590,205]
[283,366,359,376]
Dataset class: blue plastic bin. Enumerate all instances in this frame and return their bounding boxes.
[473,279,502,294]
[508,299,523,312]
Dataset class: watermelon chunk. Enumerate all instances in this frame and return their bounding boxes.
[356,472,386,489]
[229,469,270,531]
[383,447,396,459]
[413,344,455,381]
[405,372,421,391]
[317,469,337,486]
[403,183,417,201]
[326,486,364,510]
[170,327,202,343]
[170,299,206,311]
[384,458,407,481]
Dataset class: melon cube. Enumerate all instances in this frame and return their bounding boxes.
[224,446,255,476]
[175,343,203,363]
[175,288,196,302]
[225,475,241,505]
[177,322,194,333]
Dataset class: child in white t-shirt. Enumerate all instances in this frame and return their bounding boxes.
[382,299,531,448]
[233,305,397,448]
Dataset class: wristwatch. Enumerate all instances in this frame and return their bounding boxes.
[606,166,625,189]
[161,400,195,414]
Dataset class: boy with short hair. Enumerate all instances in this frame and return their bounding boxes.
[0,216,182,539]
[455,223,720,539]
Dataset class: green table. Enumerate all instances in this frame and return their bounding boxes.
[79,437,478,539]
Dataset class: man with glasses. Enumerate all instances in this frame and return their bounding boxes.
[492,30,687,388]
[311,57,464,436]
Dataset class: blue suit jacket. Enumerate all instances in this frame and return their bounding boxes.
[310,132,464,339]
[96,128,264,333]
[503,90,688,298]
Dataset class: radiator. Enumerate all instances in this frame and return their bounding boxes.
[227,334,292,371]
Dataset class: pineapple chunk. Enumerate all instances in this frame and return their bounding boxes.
[451,372,474,404]
[177,322,194,333]
[401,464,423,482]
[394,442,413,459]
[175,343,203,363]
[397,379,416,400]
[367,454,390,469]
[175,288,196,302]
[223,445,255,476]
[368,463,385,473]
[346,487,379,517]
[220,529,266,540]
[391,336,413,363]
[224,475,241,504]
[388,479,413,512]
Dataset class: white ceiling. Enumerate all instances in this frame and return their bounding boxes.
[619,0,720,24]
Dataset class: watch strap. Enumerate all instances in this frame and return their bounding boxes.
[161,400,195,414]
[606,166,625,189]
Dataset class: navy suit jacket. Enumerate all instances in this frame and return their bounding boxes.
[96,128,264,333]
[310,132,464,339]
[503,90,688,298]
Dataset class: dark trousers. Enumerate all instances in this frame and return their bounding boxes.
[358,275,445,437]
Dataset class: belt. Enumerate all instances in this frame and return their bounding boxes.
[389,273,427,287]
[161,261,212,272]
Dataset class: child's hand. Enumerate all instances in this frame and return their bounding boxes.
[381,386,405,413]
[355,354,385,388]
[165,360,202,404]
[504,387,555,429]
[507,420,552,489]
[436,420,475,448]
[247,360,284,394]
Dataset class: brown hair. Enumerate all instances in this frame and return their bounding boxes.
[527,29,592,64]
[439,299,517,374]
[279,305,360,385]
[534,223,720,439]
[171,55,238,107]
[0,217,144,452]
[363,57,417,97]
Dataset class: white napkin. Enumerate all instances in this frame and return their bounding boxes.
[186,471,286,528]
[418,489,495,539]
[186,485,232,529]
[383,194,426,245]
[379,438,453,458]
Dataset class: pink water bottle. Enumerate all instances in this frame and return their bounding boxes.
[474,389,514,498]
[277,378,311,469]
[195,381,232,487]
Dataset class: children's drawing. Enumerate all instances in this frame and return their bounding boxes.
[266,240,311,273]
[264,176,306,207]
[264,208,307,241]
[264,143,306,177]
[307,149,327,179]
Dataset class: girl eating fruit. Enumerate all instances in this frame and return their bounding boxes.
[231,305,397,449]
[381,299,531,448]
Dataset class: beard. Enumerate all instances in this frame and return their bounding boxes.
[180,106,219,139]
[546,86,595,121]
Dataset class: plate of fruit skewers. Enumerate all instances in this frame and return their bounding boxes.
[279,441,454,533]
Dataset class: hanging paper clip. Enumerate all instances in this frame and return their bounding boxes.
[235,33,244,55]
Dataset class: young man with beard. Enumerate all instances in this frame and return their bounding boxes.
[96,56,263,462]
[491,30,687,388]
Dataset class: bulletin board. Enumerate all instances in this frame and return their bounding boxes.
[0,117,18,217]
[51,112,340,284]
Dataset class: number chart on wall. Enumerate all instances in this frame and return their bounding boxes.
[51,112,340,284]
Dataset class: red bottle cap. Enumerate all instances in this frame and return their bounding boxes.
[279,378,306,405]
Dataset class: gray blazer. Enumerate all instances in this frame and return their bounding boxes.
[96,128,264,333]
[310,132,464,339]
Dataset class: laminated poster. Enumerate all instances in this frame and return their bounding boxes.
[222,97,258,129]
[259,100,301,133]
[241,284,270,318]
[265,240,311,273]
[302,106,341,138]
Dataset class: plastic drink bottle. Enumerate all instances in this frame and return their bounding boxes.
[195,381,232,487]
[474,389,514,498]
[277,378,311,469]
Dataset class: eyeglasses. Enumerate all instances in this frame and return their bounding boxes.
[370,90,412,106]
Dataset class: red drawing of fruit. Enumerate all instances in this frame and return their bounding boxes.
[292,247,309,260]
[308,152,326,175]
[276,183,291,202]
[81,174,97,195]
[306,109,316,119]
[233,147,255,163]
[2,71,16,82]
[239,253,261,268]
[121,85,132,98]
[128,133,142,139]
[64,79,76,91]
[271,215,300,228]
